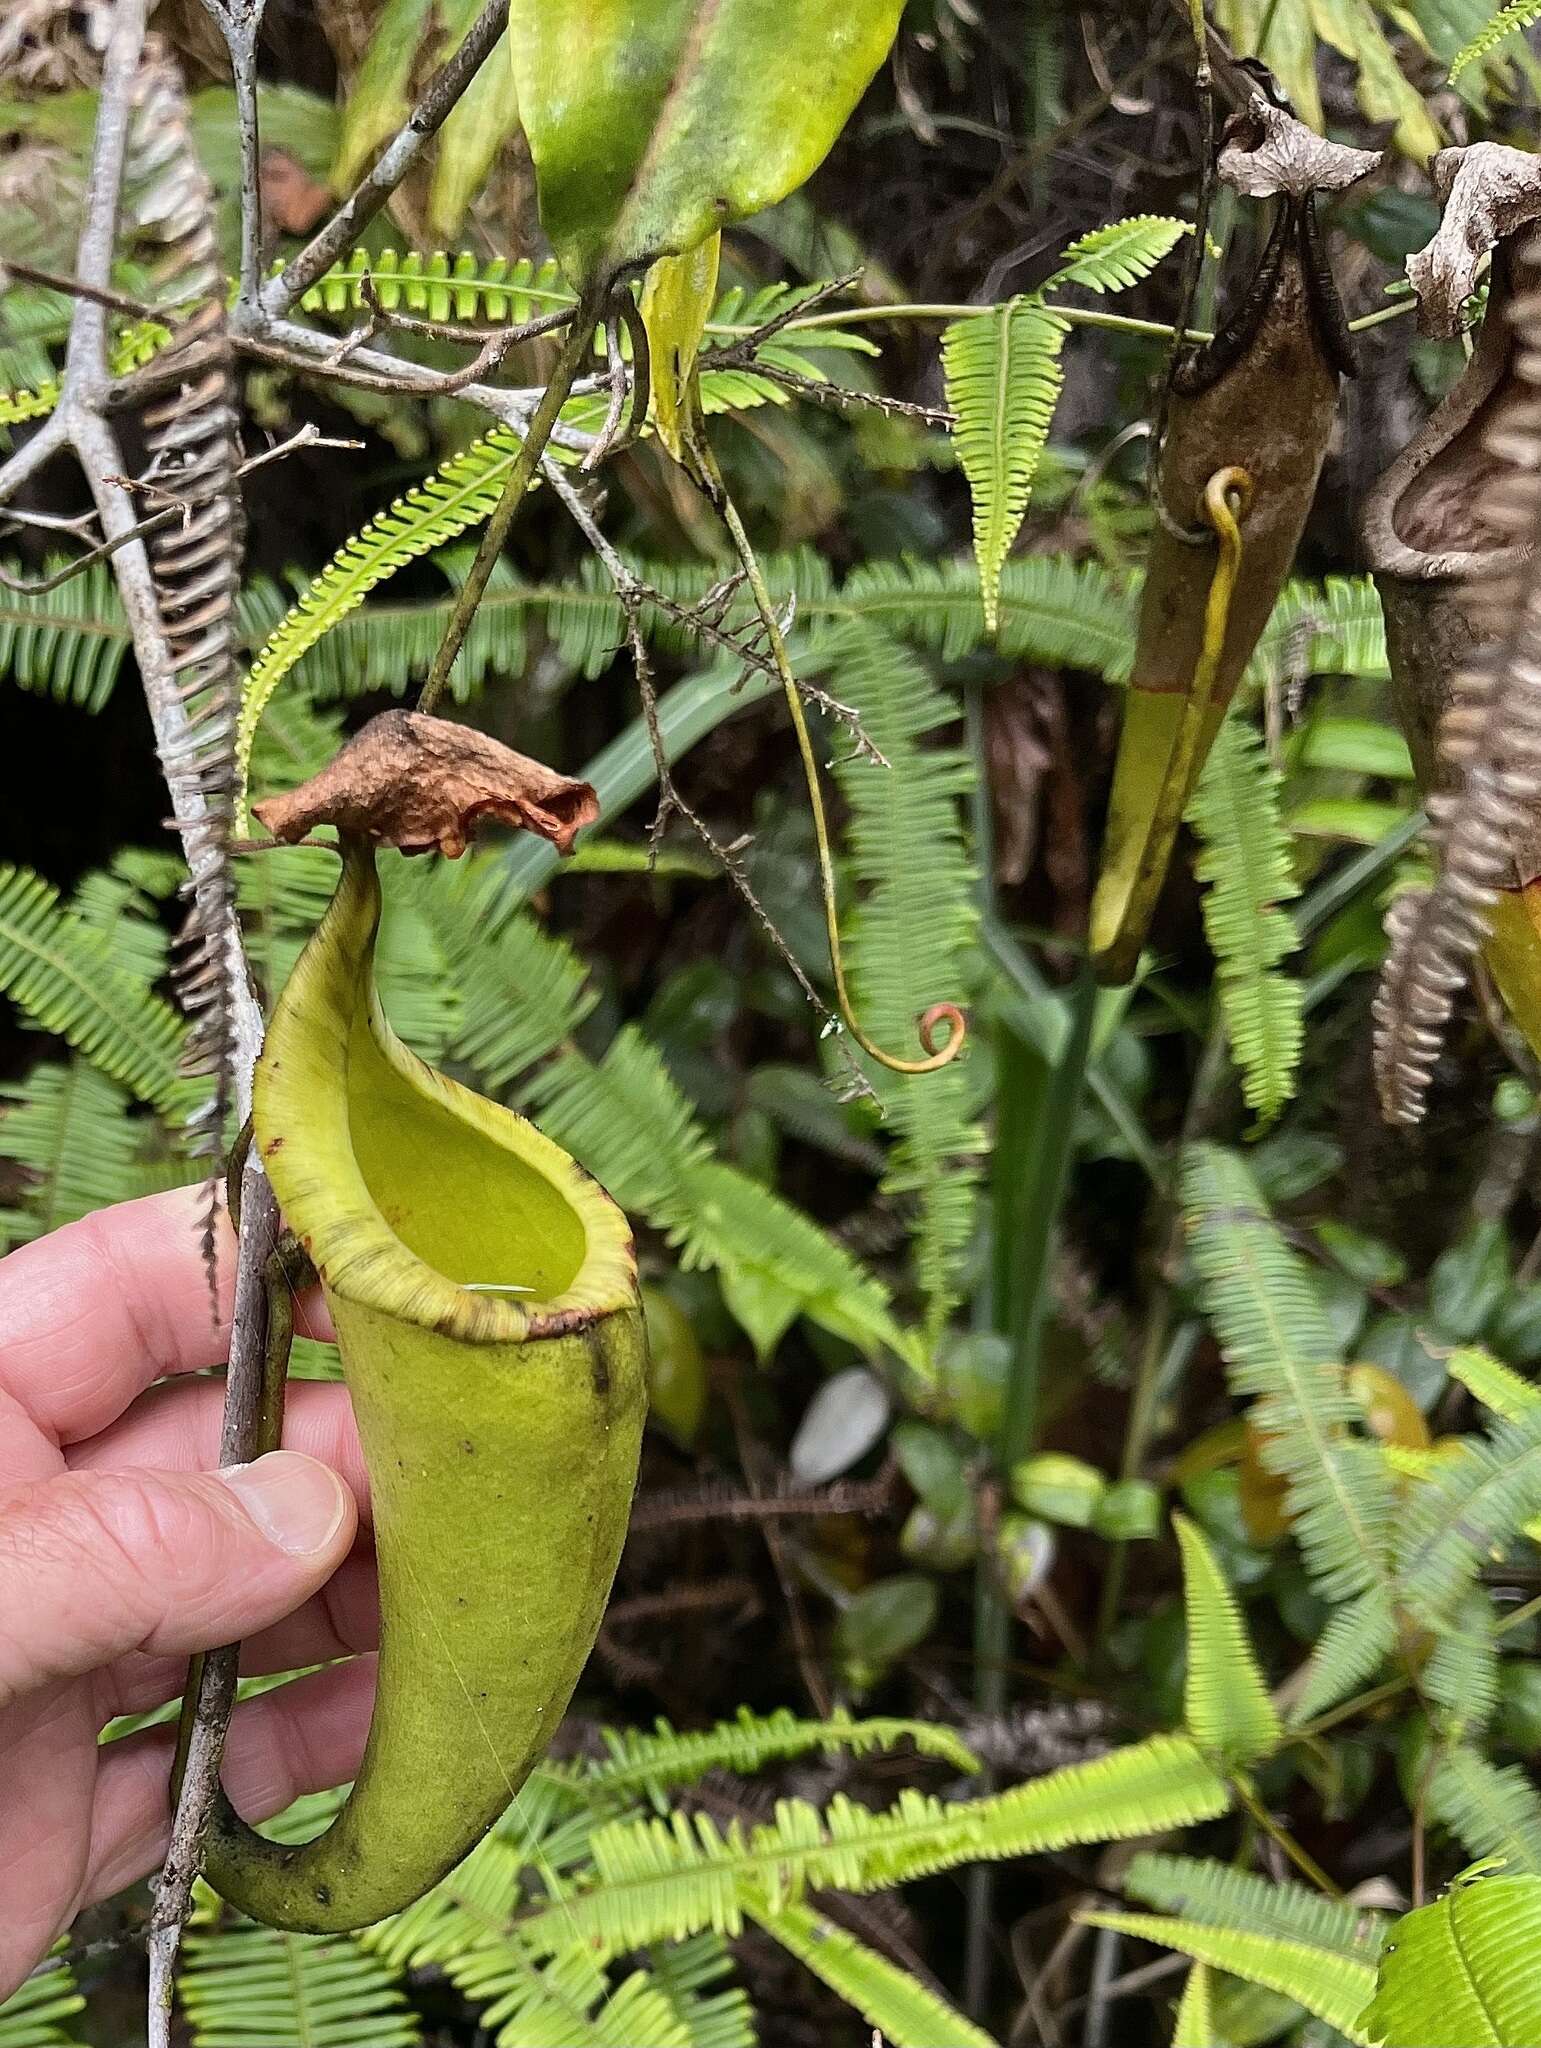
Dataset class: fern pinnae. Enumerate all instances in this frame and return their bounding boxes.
[1174,1513,1281,1764]
[825,621,984,1341]
[942,297,1068,634]
[1448,1346,1541,1420]
[1074,1912,1378,2042]
[177,1924,421,2048]
[235,425,542,813]
[0,1949,86,2048]
[1045,215,1190,295]
[1181,1145,1397,1604]
[1186,717,1303,1124]
[1449,0,1541,79]
[748,1899,998,2048]
[1122,1852,1382,1959]
[1394,1406,1541,1617]
[1424,1744,1541,1874]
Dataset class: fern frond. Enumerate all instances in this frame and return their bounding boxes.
[942,299,1068,633]
[0,561,133,710]
[0,1952,86,2048]
[298,248,574,324]
[1174,1513,1281,1763]
[236,423,566,811]
[1449,0,1541,77]
[1395,1408,1541,1618]
[1171,1963,1219,2048]
[1248,575,1390,688]
[520,1736,1227,1955]
[400,852,597,1090]
[1045,216,1190,295]
[1076,1912,1376,2042]
[1289,1585,1398,1725]
[0,1062,147,1241]
[1425,1745,1541,1875]
[449,1946,698,2048]
[1449,1346,1541,1419]
[644,1935,756,2048]
[750,1899,999,2048]
[527,1030,912,1364]
[826,622,983,1341]
[1423,1593,1501,1736]
[1187,718,1303,1123]
[841,552,1138,670]
[177,1923,420,2048]
[1182,1144,1397,1602]
[565,1706,978,1803]
[1122,1853,1383,1958]
[0,865,191,1114]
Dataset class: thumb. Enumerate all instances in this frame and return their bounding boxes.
[0,1453,356,1706]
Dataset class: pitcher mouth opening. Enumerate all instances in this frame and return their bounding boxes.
[253,843,636,1347]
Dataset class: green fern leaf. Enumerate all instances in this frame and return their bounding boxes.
[1424,1593,1501,1737]
[840,553,1137,670]
[1249,575,1390,688]
[1123,1853,1383,1958]
[1174,1513,1281,1763]
[0,1061,148,1241]
[1289,1585,1398,1725]
[1395,1408,1541,1618]
[750,1898,999,2048]
[527,1029,913,1364]
[1449,0,1541,77]
[1077,1912,1377,2042]
[178,1923,421,2048]
[565,1706,979,1802]
[0,865,192,1114]
[825,621,984,1341]
[0,1952,86,2048]
[941,298,1068,633]
[0,561,133,709]
[1172,1963,1221,2048]
[645,1935,756,2048]
[1182,1144,1397,1603]
[1448,1347,1541,1420]
[1186,717,1302,1123]
[399,852,597,1090]
[1425,1747,1541,1876]
[235,425,550,809]
[520,1735,1227,1955]
[1361,1872,1541,2046]
[1045,215,1190,295]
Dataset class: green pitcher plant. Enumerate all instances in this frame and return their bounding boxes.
[188,817,647,1931]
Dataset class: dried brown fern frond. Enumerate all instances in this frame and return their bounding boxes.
[122,46,243,1202]
[1373,226,1541,1124]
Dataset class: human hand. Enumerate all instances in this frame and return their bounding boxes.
[0,1188,377,2000]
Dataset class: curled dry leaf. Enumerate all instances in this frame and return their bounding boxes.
[252,710,599,858]
[1217,94,1382,202]
[1408,143,1541,337]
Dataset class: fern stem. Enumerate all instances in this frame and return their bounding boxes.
[417,302,594,713]
[1230,1775,1343,1897]
[691,434,966,1074]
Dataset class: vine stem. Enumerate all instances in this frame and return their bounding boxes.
[686,429,966,1074]
[417,300,596,712]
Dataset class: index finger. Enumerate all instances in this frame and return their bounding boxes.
[0,1187,329,1446]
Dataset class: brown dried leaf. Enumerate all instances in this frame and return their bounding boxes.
[1217,93,1381,201]
[252,710,599,858]
[1409,144,1541,337]
[259,146,333,236]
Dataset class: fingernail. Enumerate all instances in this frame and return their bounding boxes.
[219,1452,350,1558]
